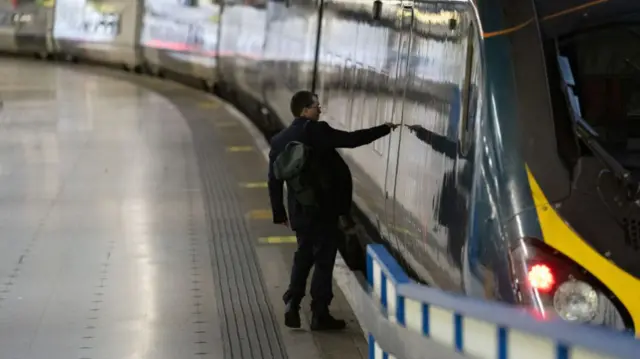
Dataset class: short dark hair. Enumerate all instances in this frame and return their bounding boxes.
[290,90,317,117]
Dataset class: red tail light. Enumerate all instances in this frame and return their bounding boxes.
[528,264,555,292]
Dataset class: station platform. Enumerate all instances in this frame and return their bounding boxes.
[0,58,367,359]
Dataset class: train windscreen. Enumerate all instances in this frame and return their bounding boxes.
[558,24,640,173]
[541,17,640,279]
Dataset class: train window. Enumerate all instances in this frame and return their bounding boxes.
[458,22,479,156]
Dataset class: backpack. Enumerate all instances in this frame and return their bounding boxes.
[272,122,329,211]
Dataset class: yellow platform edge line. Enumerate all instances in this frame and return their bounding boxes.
[258,236,297,244]
[227,146,254,152]
[240,182,268,188]
[247,209,272,220]
[198,101,220,109]
[227,146,254,151]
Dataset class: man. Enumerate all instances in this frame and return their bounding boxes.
[267,90,398,330]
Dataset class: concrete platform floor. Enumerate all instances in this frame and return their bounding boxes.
[0,57,367,359]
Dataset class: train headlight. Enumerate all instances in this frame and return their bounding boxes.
[553,279,599,322]
[510,239,632,332]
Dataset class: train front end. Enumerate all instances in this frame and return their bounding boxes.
[480,0,640,335]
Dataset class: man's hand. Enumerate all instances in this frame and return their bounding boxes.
[405,124,421,132]
[384,122,400,130]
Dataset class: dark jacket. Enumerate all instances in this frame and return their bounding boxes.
[268,117,391,230]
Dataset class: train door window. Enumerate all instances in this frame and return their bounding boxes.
[341,57,349,91]
[351,62,366,130]
[458,22,480,156]
[371,73,382,149]
[347,62,361,129]
[286,37,294,90]
[321,52,332,112]
[362,66,376,130]
[339,58,353,128]
[328,54,341,113]
[397,7,413,81]
[334,55,345,125]
[281,36,288,88]
[374,72,391,155]
[359,67,372,129]
[287,38,299,90]
[348,64,359,130]
[277,36,287,86]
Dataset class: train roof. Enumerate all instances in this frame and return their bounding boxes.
[535,0,640,38]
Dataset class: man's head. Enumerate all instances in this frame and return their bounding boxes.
[290,90,321,120]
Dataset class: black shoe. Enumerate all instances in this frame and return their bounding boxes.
[284,301,301,329]
[310,312,346,331]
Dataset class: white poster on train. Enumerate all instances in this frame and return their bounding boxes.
[0,0,53,52]
[53,0,125,42]
[140,0,219,57]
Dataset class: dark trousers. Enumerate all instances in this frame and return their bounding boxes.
[283,222,343,312]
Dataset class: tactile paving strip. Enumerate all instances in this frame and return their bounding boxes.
[78,240,116,359]
[182,103,288,359]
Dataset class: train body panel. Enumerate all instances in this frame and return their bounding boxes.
[140,0,219,82]
[218,2,266,103]
[53,0,141,68]
[475,0,640,331]
[385,1,475,293]
[262,0,318,125]
[0,1,53,55]
[6,0,640,336]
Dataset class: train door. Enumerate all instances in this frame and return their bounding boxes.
[383,2,413,244]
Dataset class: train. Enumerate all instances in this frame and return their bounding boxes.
[0,0,638,336]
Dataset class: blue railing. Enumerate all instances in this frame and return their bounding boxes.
[365,244,640,359]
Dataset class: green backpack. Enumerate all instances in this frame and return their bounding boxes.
[272,124,329,210]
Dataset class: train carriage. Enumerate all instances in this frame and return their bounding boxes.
[215,0,640,334]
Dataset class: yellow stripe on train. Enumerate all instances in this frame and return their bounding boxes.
[526,167,640,335]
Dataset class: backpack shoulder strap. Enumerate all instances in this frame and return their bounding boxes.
[301,119,313,147]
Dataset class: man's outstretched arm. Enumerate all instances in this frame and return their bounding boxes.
[311,121,396,150]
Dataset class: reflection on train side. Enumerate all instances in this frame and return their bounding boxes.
[218,2,266,102]
[322,90,468,290]
[54,0,124,42]
[309,1,478,292]
[141,0,219,81]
